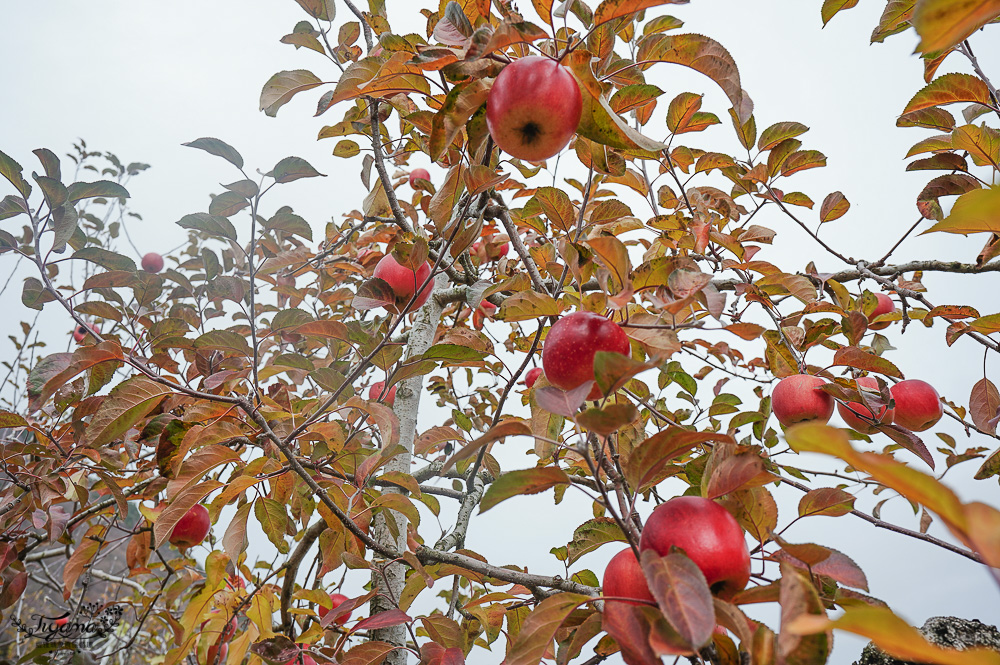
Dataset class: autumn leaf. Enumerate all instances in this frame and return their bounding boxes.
[479,467,571,512]
[504,593,590,665]
[924,187,1000,234]
[903,73,993,114]
[912,0,1000,53]
[260,69,325,117]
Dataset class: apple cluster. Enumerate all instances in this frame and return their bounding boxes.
[603,497,751,608]
[772,374,943,434]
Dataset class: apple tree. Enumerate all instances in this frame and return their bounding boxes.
[1,1,1000,664]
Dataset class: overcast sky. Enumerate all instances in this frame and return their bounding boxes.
[1,1,999,664]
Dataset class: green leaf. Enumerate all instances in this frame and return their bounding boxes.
[923,187,1000,234]
[334,139,361,158]
[758,121,809,151]
[267,156,326,183]
[266,211,313,240]
[66,180,129,202]
[575,404,639,437]
[21,277,55,310]
[566,517,626,564]
[912,0,1000,53]
[0,194,27,221]
[254,497,290,554]
[176,212,238,241]
[903,73,993,114]
[798,487,856,518]
[194,330,253,357]
[32,148,61,180]
[260,69,324,118]
[181,137,244,169]
[479,467,570,513]
[208,191,251,217]
[0,149,31,199]
[73,247,137,272]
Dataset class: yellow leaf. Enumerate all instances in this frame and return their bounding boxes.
[924,187,1000,235]
[788,606,1000,665]
[913,0,1000,53]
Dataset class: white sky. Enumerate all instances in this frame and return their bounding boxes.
[1,1,999,664]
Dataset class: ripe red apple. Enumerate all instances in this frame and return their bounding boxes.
[72,322,100,343]
[868,293,896,330]
[368,381,396,406]
[890,379,942,432]
[771,374,834,427]
[408,168,430,188]
[141,252,164,273]
[837,376,895,434]
[638,496,751,599]
[524,367,543,388]
[472,301,497,330]
[541,311,631,400]
[372,254,433,311]
[317,592,351,625]
[54,616,69,627]
[602,547,655,606]
[169,504,211,549]
[486,55,583,162]
[207,641,228,664]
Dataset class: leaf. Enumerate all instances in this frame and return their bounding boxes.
[704,450,770,499]
[267,156,325,183]
[913,0,1000,53]
[567,518,626,564]
[821,0,861,25]
[0,149,31,199]
[576,404,639,437]
[758,121,809,151]
[636,33,752,124]
[535,383,592,418]
[563,50,669,155]
[640,549,714,650]
[952,123,1000,168]
[903,73,993,114]
[602,603,679,664]
[442,419,532,473]
[294,0,336,20]
[182,137,244,169]
[924,186,1000,234]
[83,376,171,448]
[819,192,850,222]
[73,247,137,272]
[223,502,251,566]
[787,606,1000,665]
[429,79,490,162]
[255,497,290,554]
[785,423,1000,569]
[63,527,102,599]
[176,212,238,241]
[872,0,917,41]
[260,69,324,117]
[353,609,412,632]
[66,180,129,202]
[195,330,252,357]
[625,428,732,491]
[504,593,589,665]
[209,191,250,217]
[593,0,691,29]
[781,150,827,176]
[777,563,832,665]
[798,488,855,518]
[479,467,570,513]
[831,346,904,378]
[969,378,1000,434]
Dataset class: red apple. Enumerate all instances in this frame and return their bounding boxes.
[837,376,895,434]
[524,367,543,388]
[472,301,497,330]
[141,252,164,273]
[638,496,751,599]
[867,293,895,330]
[169,504,211,549]
[54,617,69,627]
[541,311,631,400]
[486,55,583,162]
[372,254,433,311]
[408,168,431,188]
[283,647,317,665]
[72,322,100,343]
[771,374,834,427]
[890,379,942,432]
[368,381,396,406]
[317,592,351,625]
[207,641,228,665]
[602,547,655,606]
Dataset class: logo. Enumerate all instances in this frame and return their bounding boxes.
[11,602,123,646]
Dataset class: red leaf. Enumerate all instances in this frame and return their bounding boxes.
[970,378,1000,434]
[640,550,715,650]
[352,609,412,631]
